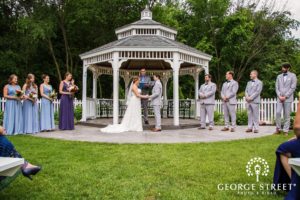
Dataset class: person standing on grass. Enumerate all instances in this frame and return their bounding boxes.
[245,70,263,133]
[198,74,216,131]
[22,74,40,134]
[40,74,56,131]
[221,71,239,132]
[3,74,24,135]
[274,63,297,136]
[59,72,77,130]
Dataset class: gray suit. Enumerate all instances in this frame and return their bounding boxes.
[245,79,263,131]
[221,80,239,128]
[198,82,216,128]
[150,80,162,129]
[275,72,297,132]
[139,75,152,122]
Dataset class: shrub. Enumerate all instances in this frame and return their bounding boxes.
[214,111,224,125]
[236,110,248,125]
[290,112,296,129]
[74,106,82,121]
[54,111,59,125]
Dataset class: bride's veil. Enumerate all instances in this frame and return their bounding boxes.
[126,81,134,106]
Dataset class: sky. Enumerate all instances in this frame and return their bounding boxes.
[286,0,300,38]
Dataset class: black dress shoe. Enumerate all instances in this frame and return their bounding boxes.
[145,121,149,125]
[22,166,42,180]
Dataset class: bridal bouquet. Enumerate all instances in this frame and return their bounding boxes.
[15,89,24,98]
[49,90,58,100]
[29,91,38,101]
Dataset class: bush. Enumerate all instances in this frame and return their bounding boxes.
[214,111,224,125]
[236,110,248,125]
[54,111,59,125]
[74,106,82,121]
[290,112,296,129]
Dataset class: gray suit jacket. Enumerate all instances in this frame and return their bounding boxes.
[150,80,162,106]
[276,72,297,103]
[245,79,263,104]
[221,80,239,105]
[198,82,216,105]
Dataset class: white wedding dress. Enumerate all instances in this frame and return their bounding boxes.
[100,86,143,133]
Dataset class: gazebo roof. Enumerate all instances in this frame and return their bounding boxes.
[80,35,211,58]
[79,6,212,67]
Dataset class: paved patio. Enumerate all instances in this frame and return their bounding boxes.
[34,125,276,144]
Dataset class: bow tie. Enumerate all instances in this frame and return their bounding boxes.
[283,73,288,77]
[226,81,231,83]
[205,83,208,85]
[251,80,255,82]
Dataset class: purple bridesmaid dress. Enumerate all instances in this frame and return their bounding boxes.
[59,82,74,130]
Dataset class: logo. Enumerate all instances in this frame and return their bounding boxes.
[246,157,269,182]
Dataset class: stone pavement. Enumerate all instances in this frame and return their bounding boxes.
[34,125,276,144]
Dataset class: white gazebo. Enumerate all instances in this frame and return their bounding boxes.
[79,6,212,126]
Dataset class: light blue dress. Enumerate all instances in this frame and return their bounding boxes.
[40,84,55,131]
[23,86,40,134]
[3,84,24,135]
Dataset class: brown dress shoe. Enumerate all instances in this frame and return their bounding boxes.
[208,127,213,131]
[273,129,281,135]
[253,130,259,133]
[245,129,253,133]
[230,128,235,132]
[152,128,161,132]
[221,127,229,131]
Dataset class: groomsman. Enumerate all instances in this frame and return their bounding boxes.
[245,70,263,133]
[221,71,239,132]
[198,74,216,130]
[274,63,297,135]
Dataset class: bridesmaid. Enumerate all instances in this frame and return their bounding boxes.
[3,74,24,135]
[22,74,40,134]
[59,72,75,130]
[40,74,55,131]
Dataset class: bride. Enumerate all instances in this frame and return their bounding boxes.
[100,76,149,133]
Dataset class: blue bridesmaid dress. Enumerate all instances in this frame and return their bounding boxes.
[3,85,24,135]
[273,138,300,200]
[23,86,40,134]
[40,84,55,131]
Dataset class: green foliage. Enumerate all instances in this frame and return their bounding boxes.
[74,105,82,121]
[237,109,248,125]
[0,111,3,125]
[54,111,59,125]
[214,111,224,125]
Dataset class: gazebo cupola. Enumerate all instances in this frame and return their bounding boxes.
[79,5,212,126]
[115,6,177,40]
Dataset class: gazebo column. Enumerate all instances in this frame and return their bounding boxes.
[92,72,98,99]
[110,52,123,125]
[172,52,181,126]
[81,64,88,122]
[194,70,199,119]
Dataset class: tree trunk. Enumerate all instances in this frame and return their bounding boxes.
[47,38,62,81]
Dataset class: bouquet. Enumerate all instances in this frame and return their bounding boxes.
[68,85,79,93]
[49,90,58,100]
[15,89,24,98]
[29,91,38,101]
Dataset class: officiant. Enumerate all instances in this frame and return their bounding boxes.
[139,68,153,125]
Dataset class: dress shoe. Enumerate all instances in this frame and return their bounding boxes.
[221,127,229,131]
[230,128,235,132]
[253,130,259,133]
[245,129,253,133]
[145,121,149,125]
[208,127,213,131]
[198,127,206,130]
[22,166,42,180]
[273,128,281,135]
[151,128,161,132]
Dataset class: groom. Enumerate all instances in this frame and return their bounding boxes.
[149,74,162,132]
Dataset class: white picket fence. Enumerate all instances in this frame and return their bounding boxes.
[0,97,298,124]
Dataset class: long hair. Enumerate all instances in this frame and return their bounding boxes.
[64,72,72,80]
[8,74,17,84]
[25,73,37,89]
[132,76,139,83]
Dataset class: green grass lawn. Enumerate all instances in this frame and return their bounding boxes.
[0,133,294,200]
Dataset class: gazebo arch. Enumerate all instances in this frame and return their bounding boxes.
[79,6,212,126]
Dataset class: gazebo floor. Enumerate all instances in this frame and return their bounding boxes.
[78,118,200,130]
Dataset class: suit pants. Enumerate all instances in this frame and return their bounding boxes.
[276,102,292,132]
[200,104,214,128]
[223,102,237,128]
[247,103,260,131]
[153,105,161,129]
[141,99,148,122]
